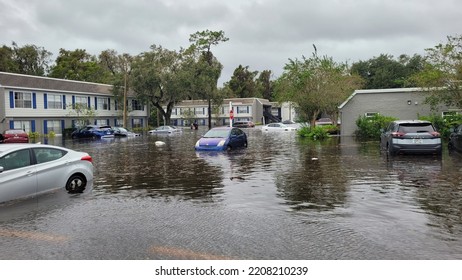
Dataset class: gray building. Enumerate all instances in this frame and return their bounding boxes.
[338,88,459,136]
[0,72,149,135]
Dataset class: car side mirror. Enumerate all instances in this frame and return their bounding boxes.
[0,166,4,173]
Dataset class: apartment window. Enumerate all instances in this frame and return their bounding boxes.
[97,97,109,110]
[95,119,108,126]
[14,92,32,108]
[131,100,143,111]
[237,106,250,114]
[13,121,31,133]
[75,96,88,107]
[132,118,142,128]
[48,94,63,109]
[46,120,61,134]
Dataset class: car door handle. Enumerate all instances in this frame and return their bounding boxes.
[26,170,35,176]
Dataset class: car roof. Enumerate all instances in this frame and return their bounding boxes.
[0,143,68,154]
[393,120,432,124]
[210,126,233,130]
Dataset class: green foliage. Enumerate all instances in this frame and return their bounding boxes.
[410,35,462,109]
[0,42,52,76]
[275,48,363,127]
[297,125,330,140]
[355,114,397,139]
[418,113,462,139]
[28,131,40,139]
[351,54,425,89]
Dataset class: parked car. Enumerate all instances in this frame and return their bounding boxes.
[448,124,462,153]
[113,127,140,137]
[233,121,255,128]
[71,125,114,139]
[261,123,297,132]
[380,120,442,155]
[148,126,182,134]
[1,129,29,143]
[315,118,334,126]
[0,144,93,204]
[195,127,248,151]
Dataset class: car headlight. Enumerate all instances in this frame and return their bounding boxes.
[195,140,200,147]
[217,140,226,147]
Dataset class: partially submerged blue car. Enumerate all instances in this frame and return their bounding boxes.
[195,127,248,151]
[71,125,115,139]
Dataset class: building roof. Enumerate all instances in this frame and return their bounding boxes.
[338,88,423,110]
[174,97,271,107]
[0,71,113,95]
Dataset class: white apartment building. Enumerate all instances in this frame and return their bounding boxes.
[0,72,148,135]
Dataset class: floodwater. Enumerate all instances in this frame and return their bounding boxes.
[1,127,462,259]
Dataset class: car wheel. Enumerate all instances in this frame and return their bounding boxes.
[387,143,396,156]
[66,174,87,193]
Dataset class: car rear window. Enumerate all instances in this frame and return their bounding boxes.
[398,123,435,133]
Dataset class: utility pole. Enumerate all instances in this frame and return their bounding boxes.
[123,72,127,128]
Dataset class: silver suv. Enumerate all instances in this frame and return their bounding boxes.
[380,120,442,155]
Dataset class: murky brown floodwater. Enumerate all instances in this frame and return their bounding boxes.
[1,127,462,259]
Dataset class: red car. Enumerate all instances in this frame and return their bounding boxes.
[1,129,29,143]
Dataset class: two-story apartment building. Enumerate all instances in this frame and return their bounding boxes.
[0,72,148,135]
[169,98,273,126]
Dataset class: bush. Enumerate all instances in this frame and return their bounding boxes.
[419,114,462,139]
[355,114,397,139]
[298,125,330,140]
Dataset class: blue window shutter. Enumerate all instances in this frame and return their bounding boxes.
[32,93,37,109]
[88,97,91,109]
[106,119,109,125]
[141,118,144,127]
[43,120,48,134]
[61,120,65,134]
[94,97,98,110]
[115,100,118,111]
[108,98,111,110]
[31,120,36,132]
[9,91,14,108]
[9,120,14,129]
[63,95,66,109]
[94,119,97,125]
[44,93,48,109]
[131,118,134,128]
[72,120,75,128]
[72,96,75,109]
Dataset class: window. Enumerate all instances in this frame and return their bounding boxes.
[97,97,109,110]
[365,112,379,118]
[48,94,63,109]
[131,100,143,111]
[13,121,31,133]
[75,96,88,107]
[95,119,108,126]
[46,120,61,134]
[237,106,249,114]
[0,149,31,171]
[14,92,32,108]
[132,118,142,128]
[33,148,67,164]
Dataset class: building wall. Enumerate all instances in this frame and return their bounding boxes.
[339,88,447,136]
[1,87,148,134]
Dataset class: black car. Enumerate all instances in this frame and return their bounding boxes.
[232,121,255,128]
[448,124,462,153]
[380,120,442,155]
[71,125,115,139]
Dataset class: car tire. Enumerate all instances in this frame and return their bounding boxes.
[66,174,87,193]
[387,143,397,156]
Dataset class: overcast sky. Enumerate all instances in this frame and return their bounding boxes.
[1,0,461,85]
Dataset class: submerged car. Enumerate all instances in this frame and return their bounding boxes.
[113,127,140,137]
[261,123,297,132]
[1,129,29,143]
[448,124,462,153]
[71,125,114,139]
[0,144,93,204]
[148,126,182,134]
[233,121,255,128]
[195,127,248,151]
[380,120,442,155]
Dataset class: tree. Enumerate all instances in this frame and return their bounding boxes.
[49,48,109,82]
[189,30,228,129]
[351,54,424,89]
[256,70,274,101]
[275,50,363,126]
[228,65,258,98]
[411,35,462,109]
[130,45,191,125]
[0,42,52,75]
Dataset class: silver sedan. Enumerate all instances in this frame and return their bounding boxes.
[0,144,94,204]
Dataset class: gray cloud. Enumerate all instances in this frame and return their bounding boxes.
[1,0,461,84]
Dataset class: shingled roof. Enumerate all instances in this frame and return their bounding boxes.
[0,71,113,94]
